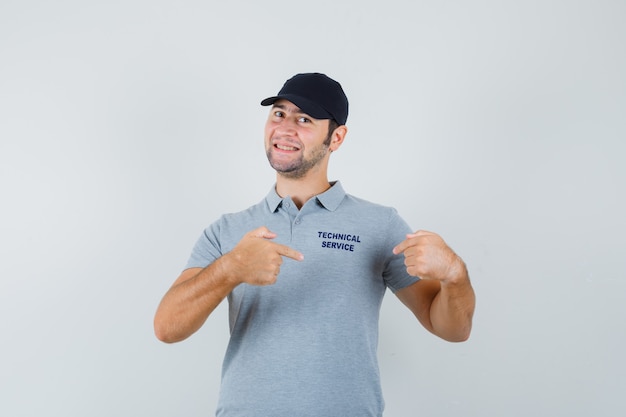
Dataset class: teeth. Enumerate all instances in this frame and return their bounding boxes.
[276,144,298,151]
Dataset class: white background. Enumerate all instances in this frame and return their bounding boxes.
[1,1,624,416]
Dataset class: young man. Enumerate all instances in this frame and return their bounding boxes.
[154,73,475,416]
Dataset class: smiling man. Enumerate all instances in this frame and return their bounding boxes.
[264,100,336,178]
[154,73,476,417]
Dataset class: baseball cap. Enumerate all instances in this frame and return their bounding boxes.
[261,73,349,125]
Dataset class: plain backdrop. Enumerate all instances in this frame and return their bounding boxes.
[1,1,624,416]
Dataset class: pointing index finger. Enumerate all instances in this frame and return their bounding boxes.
[393,237,410,255]
[275,243,304,261]
[393,232,421,255]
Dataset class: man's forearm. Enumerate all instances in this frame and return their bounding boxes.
[154,256,238,343]
[430,266,475,342]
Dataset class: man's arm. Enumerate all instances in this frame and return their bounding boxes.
[393,231,475,342]
[153,260,235,344]
[154,227,303,343]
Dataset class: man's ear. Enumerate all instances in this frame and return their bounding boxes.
[329,125,348,152]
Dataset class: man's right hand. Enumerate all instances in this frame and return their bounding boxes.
[225,226,304,286]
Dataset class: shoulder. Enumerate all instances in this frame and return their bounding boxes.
[204,199,269,236]
[219,199,268,222]
[333,193,412,240]
[340,193,403,220]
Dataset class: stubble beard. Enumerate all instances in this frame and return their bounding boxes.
[266,135,332,180]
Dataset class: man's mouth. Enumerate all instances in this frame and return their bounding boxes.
[275,144,300,151]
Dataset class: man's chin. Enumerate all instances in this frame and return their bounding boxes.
[268,158,302,178]
[275,168,307,180]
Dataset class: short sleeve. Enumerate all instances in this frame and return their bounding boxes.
[184,220,224,270]
[382,209,420,292]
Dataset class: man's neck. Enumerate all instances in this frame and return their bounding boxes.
[275,174,332,209]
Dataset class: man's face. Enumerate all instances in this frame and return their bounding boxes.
[264,99,332,179]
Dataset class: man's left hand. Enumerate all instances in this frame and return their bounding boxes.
[392,230,464,284]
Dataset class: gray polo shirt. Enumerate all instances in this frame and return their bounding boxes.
[186,181,419,417]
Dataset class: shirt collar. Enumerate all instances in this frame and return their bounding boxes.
[265,181,346,212]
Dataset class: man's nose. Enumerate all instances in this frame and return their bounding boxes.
[276,118,298,135]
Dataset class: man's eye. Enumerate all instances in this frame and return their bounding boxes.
[298,117,311,123]
[274,111,284,117]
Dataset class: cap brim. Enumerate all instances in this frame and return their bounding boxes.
[260,94,333,121]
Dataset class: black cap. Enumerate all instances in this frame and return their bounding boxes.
[261,73,349,125]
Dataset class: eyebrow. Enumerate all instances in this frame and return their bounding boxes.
[272,102,306,115]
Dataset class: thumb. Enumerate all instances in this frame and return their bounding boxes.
[249,226,277,239]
